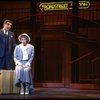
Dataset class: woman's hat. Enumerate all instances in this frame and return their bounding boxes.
[18,33,31,43]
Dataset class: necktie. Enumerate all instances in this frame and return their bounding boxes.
[5,30,8,35]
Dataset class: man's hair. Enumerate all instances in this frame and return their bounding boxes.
[3,19,13,24]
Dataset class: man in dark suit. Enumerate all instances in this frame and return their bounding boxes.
[0,19,16,70]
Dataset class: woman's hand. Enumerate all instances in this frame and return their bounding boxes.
[23,64,30,68]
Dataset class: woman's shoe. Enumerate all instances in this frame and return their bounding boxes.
[25,85,29,95]
[20,89,24,95]
[25,90,29,95]
[20,83,24,95]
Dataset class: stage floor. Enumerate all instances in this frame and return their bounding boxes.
[0,88,100,99]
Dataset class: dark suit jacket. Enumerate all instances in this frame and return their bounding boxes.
[0,29,16,58]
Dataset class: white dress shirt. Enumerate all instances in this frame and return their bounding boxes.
[3,28,8,35]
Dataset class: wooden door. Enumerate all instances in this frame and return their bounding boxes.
[34,37,66,87]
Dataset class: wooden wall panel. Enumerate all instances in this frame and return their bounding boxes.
[34,32,72,87]
[0,1,31,21]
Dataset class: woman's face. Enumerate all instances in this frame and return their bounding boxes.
[20,37,27,46]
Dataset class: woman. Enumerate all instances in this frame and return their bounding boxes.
[14,33,34,95]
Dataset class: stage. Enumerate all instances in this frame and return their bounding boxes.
[0,88,100,99]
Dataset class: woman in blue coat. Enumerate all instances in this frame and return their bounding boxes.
[14,33,34,95]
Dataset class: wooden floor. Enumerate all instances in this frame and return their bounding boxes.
[0,88,100,99]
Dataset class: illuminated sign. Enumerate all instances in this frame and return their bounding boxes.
[39,1,90,11]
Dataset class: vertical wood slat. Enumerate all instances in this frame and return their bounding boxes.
[10,70,20,94]
[0,70,11,94]
[0,70,19,94]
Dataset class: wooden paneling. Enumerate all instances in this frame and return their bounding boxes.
[0,1,31,21]
[0,70,19,94]
[35,37,65,83]
[34,32,72,87]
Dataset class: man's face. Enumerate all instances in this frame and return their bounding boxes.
[3,22,12,31]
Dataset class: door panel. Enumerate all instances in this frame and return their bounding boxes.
[34,37,65,87]
[41,40,63,82]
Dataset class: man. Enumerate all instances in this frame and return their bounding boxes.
[0,19,16,70]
